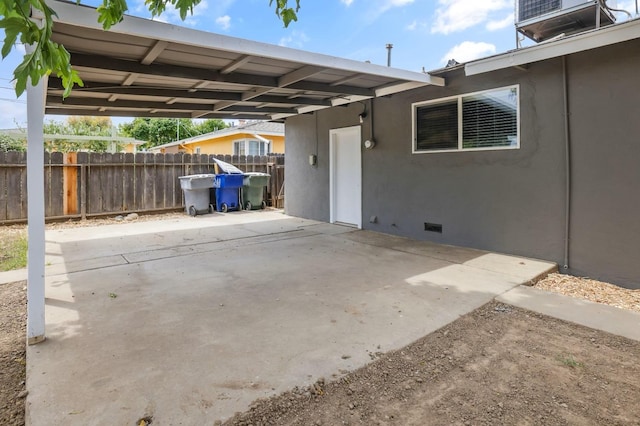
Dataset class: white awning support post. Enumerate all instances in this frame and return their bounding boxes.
[26,45,47,345]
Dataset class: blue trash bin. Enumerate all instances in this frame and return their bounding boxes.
[213,174,244,212]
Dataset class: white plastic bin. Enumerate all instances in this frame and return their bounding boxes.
[178,174,215,216]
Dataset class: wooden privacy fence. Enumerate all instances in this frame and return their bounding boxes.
[0,151,285,223]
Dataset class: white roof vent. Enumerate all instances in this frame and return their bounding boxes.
[516,0,617,42]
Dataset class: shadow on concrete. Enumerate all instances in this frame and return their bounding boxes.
[26,212,556,425]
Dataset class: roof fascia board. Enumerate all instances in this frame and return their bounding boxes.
[375,81,432,97]
[179,129,283,145]
[271,113,296,120]
[251,134,270,143]
[330,95,371,107]
[150,140,182,149]
[44,0,439,85]
[466,19,640,76]
[292,105,326,116]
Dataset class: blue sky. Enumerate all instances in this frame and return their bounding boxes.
[1,0,636,128]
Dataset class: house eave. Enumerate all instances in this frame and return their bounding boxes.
[35,0,445,121]
[466,17,640,76]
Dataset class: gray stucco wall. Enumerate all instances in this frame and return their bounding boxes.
[285,39,640,288]
[566,40,640,287]
[285,102,369,222]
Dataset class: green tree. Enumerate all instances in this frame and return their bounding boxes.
[120,118,151,143]
[67,116,112,135]
[0,1,301,98]
[120,118,228,148]
[43,116,115,152]
[194,119,227,135]
[0,133,26,151]
[121,117,203,148]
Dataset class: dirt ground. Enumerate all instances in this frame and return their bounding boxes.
[0,281,26,426]
[221,301,640,426]
[1,216,639,425]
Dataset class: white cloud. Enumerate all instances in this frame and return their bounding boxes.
[152,0,210,26]
[131,0,147,14]
[364,0,415,23]
[406,20,428,31]
[432,0,511,34]
[383,0,414,10]
[216,15,231,30]
[486,13,514,31]
[340,0,354,6]
[440,41,496,65]
[278,31,310,48]
[615,1,637,20]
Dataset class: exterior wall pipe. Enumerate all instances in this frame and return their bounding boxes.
[370,98,375,141]
[562,56,572,271]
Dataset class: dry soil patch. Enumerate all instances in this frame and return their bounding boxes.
[223,301,640,426]
[0,281,26,426]
[1,217,639,425]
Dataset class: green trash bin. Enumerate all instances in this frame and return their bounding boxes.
[242,172,270,210]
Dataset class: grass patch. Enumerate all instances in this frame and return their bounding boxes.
[557,354,584,368]
[0,230,28,271]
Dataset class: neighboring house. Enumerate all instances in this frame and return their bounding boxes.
[284,20,640,289]
[121,140,145,153]
[149,121,285,155]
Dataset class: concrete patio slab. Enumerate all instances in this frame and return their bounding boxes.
[26,211,556,425]
[498,285,640,341]
[0,267,27,285]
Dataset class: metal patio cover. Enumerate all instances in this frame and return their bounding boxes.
[43,1,444,121]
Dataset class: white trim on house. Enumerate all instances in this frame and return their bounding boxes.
[411,85,520,154]
[466,17,640,76]
[329,126,362,229]
[232,138,271,156]
[251,134,270,143]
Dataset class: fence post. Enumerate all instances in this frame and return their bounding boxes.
[80,166,87,219]
[78,152,88,220]
[63,152,78,215]
[0,150,284,222]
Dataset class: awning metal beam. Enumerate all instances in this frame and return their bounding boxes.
[42,0,444,120]
[47,78,333,106]
[70,53,375,98]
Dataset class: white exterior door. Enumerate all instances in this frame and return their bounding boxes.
[330,126,362,228]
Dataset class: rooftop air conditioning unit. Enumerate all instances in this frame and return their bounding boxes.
[516,0,617,42]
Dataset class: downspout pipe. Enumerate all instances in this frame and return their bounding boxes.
[562,56,572,271]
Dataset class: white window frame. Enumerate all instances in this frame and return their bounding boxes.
[233,138,271,156]
[412,85,520,154]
